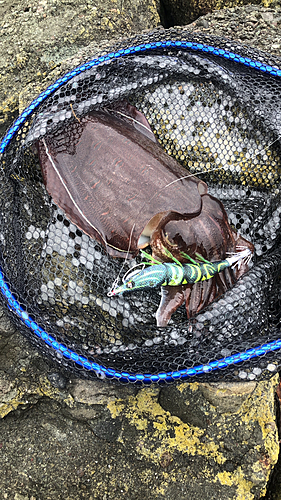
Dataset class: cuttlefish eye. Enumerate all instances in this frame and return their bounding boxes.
[162,220,188,250]
[162,229,178,247]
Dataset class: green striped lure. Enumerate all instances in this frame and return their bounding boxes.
[108,247,252,296]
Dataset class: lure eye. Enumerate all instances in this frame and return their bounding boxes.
[126,281,134,289]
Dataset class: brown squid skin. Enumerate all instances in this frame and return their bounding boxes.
[37,103,254,325]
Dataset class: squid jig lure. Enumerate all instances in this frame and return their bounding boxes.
[108,247,253,297]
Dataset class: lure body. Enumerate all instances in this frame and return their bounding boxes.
[109,248,252,295]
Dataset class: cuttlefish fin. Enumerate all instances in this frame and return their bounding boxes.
[107,101,157,143]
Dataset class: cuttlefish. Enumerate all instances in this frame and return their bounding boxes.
[37,102,254,326]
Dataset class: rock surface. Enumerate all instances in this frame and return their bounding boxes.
[160,0,278,28]
[1,1,281,499]
[0,0,160,135]
[185,2,281,56]
[0,327,279,499]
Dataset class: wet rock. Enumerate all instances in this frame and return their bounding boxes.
[158,383,209,428]
[160,0,213,27]
[199,381,257,413]
[90,416,122,441]
[0,313,279,498]
[68,378,136,406]
[47,372,67,389]
[0,376,279,499]
[0,374,18,409]
[159,381,257,427]
[14,494,30,500]
[262,383,281,499]
[261,10,275,22]
[64,378,136,423]
[108,379,279,499]
[160,0,277,28]
[187,4,281,58]
[0,311,73,418]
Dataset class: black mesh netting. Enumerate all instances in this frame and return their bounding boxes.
[1,28,281,383]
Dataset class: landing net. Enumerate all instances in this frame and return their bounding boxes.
[1,28,281,383]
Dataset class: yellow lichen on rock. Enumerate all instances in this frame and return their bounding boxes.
[107,376,279,499]
[0,387,23,418]
[240,375,279,464]
[0,94,18,127]
[108,386,226,464]
[216,468,254,500]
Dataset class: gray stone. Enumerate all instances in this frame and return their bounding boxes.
[90,416,122,441]
[159,0,275,28]
[68,378,135,405]
[0,376,17,404]
[159,383,209,428]
[0,0,160,135]
[158,381,258,429]
[47,372,67,389]
[199,381,257,413]
[0,375,279,499]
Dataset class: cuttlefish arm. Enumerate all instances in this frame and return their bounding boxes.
[156,286,186,327]
[156,275,225,327]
